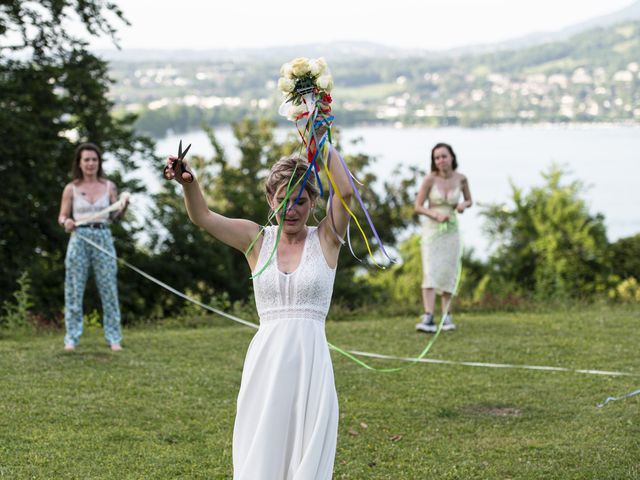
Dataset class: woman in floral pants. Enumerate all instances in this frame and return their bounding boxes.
[58,143,128,351]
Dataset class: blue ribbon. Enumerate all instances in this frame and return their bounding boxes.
[597,388,640,407]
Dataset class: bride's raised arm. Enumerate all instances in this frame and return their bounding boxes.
[164,155,262,263]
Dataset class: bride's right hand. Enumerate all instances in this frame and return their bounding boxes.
[164,156,194,184]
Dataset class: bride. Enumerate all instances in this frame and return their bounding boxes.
[165,138,352,479]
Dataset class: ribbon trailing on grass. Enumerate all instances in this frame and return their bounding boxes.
[76,233,260,330]
[328,219,464,373]
[597,388,640,407]
[74,232,636,380]
[77,218,463,373]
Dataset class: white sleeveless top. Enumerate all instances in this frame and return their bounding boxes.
[72,182,110,223]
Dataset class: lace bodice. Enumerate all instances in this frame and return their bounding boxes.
[252,226,336,324]
[421,184,461,233]
[427,184,460,211]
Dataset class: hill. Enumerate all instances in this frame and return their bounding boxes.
[103,20,640,136]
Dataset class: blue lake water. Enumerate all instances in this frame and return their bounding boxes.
[148,125,640,259]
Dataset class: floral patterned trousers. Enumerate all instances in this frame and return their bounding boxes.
[64,228,122,346]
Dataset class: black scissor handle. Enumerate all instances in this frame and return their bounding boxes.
[162,140,194,183]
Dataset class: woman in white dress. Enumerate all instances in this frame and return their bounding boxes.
[414,143,472,333]
[164,145,352,479]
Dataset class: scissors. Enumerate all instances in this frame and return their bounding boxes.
[163,139,193,183]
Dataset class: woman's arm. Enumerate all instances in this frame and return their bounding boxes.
[109,181,129,221]
[58,184,75,232]
[318,146,354,262]
[165,156,262,265]
[456,175,473,213]
[414,175,447,221]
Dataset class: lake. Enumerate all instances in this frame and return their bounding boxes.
[148,125,640,259]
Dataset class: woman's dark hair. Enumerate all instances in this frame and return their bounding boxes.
[430,143,458,172]
[72,142,104,180]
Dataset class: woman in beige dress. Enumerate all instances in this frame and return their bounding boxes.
[414,143,472,333]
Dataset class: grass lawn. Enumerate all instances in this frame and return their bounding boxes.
[0,305,638,479]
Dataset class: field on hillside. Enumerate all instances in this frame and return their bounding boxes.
[1,306,638,479]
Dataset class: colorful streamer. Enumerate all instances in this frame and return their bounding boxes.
[264,56,397,274]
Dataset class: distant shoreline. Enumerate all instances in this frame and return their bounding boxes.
[151,120,640,140]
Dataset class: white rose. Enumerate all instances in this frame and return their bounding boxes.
[278,77,296,93]
[280,62,293,78]
[290,57,311,77]
[309,59,322,77]
[316,57,328,74]
[316,75,333,91]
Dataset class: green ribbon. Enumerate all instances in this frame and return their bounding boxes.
[246,168,304,279]
[327,214,464,372]
[78,203,464,373]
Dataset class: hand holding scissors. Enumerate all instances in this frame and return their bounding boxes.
[163,140,194,183]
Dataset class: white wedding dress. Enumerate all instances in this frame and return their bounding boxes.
[233,226,339,480]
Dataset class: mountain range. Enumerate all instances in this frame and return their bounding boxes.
[96,1,640,62]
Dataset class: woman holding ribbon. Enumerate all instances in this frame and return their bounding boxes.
[58,142,128,351]
[414,142,472,333]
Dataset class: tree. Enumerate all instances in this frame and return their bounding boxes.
[1,1,128,57]
[480,164,610,299]
[609,234,640,282]
[147,119,417,315]
[0,1,154,319]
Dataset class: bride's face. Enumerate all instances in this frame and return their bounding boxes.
[270,184,314,234]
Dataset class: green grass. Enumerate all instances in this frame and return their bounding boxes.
[1,305,638,479]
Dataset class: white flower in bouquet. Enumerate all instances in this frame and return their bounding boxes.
[290,57,311,77]
[316,57,328,74]
[316,75,333,92]
[278,77,296,94]
[280,62,293,78]
[309,59,323,77]
[277,57,334,121]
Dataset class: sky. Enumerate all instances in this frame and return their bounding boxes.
[86,0,636,51]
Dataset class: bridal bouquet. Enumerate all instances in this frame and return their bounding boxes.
[276,56,335,170]
[277,57,333,122]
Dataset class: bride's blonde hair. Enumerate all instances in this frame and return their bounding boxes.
[265,156,320,200]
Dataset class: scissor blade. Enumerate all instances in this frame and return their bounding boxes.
[178,139,183,159]
[179,143,192,160]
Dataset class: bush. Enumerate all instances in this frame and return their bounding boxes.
[1,272,35,332]
[480,164,610,300]
[609,234,640,281]
[609,277,640,303]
